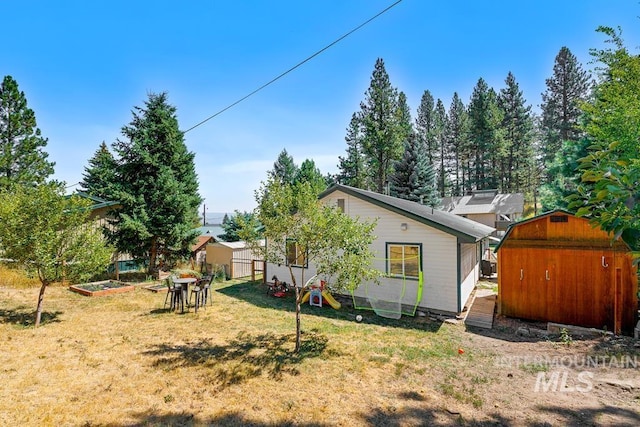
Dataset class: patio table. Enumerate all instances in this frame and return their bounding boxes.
[172,277,197,310]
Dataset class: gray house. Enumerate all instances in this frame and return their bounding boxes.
[440,189,524,235]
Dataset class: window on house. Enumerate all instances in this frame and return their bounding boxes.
[286,240,308,268]
[337,198,345,213]
[387,243,421,278]
[550,215,568,223]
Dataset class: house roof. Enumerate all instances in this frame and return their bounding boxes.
[319,184,495,243]
[191,235,215,252]
[440,190,524,216]
[74,191,120,210]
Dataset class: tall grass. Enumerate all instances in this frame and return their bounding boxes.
[0,263,41,288]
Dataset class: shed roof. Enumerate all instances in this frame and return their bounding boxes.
[191,235,215,252]
[440,191,524,216]
[495,209,631,251]
[211,240,265,250]
[319,184,495,243]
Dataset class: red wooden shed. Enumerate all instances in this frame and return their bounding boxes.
[496,210,638,334]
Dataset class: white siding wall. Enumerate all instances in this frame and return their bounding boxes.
[324,191,460,313]
[267,259,318,288]
[459,243,479,310]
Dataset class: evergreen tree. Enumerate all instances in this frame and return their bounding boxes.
[110,92,202,277]
[468,78,502,190]
[540,47,591,180]
[270,148,298,185]
[80,141,117,199]
[415,90,437,165]
[445,93,469,196]
[294,158,327,195]
[389,132,439,206]
[434,99,448,196]
[359,58,403,193]
[396,91,413,141]
[498,72,534,193]
[336,113,367,188]
[0,75,55,189]
[218,211,260,242]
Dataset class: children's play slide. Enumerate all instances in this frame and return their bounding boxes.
[301,289,341,309]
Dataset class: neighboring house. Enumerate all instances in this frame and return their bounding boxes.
[76,191,121,228]
[191,235,215,270]
[496,210,638,334]
[75,192,139,275]
[440,189,524,235]
[206,240,265,279]
[266,184,495,316]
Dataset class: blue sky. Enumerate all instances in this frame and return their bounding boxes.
[2,1,639,213]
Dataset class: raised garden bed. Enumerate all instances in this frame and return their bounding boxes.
[69,280,135,297]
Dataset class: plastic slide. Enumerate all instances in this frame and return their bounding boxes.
[300,290,341,309]
[321,290,341,309]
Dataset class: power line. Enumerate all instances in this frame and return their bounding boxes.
[183,0,403,134]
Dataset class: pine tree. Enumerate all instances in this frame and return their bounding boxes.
[468,78,502,190]
[498,72,534,193]
[270,148,298,185]
[415,90,437,165]
[336,113,367,188]
[294,158,327,195]
[110,92,202,277]
[389,132,439,206]
[540,47,591,180]
[445,93,469,196]
[434,99,448,196]
[0,75,55,189]
[80,141,117,199]
[359,58,403,193]
[218,211,260,242]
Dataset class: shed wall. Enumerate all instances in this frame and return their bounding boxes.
[498,213,638,333]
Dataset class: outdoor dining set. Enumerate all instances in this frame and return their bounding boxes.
[163,274,213,313]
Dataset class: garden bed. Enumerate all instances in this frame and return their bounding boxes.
[69,280,135,297]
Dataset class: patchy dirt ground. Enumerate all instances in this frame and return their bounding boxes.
[444,313,640,426]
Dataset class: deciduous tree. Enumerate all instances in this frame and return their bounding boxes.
[0,183,113,327]
[242,178,379,352]
[570,27,640,251]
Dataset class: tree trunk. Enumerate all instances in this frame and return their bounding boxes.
[294,286,301,353]
[34,283,47,328]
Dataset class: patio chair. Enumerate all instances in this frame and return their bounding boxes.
[197,275,213,307]
[189,281,205,313]
[163,277,178,310]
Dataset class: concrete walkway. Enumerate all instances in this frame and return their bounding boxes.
[464,288,496,329]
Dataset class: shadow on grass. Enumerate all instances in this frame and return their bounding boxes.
[215,280,444,333]
[120,411,329,427]
[0,306,61,327]
[143,330,329,389]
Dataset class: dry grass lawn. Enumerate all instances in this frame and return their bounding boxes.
[1,274,639,426]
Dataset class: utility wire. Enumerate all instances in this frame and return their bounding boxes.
[183,0,403,134]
